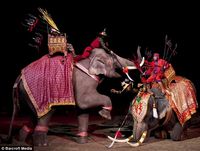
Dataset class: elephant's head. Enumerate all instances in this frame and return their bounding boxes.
[88,48,144,79]
[108,88,171,147]
[130,88,172,146]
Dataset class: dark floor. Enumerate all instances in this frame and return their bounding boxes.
[1,111,200,151]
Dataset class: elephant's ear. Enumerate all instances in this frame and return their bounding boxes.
[88,54,107,75]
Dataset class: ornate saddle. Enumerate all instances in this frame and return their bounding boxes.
[164,64,176,84]
[48,33,67,57]
[151,64,176,89]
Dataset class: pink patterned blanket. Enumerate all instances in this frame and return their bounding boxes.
[21,54,75,117]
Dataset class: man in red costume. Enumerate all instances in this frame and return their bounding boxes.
[143,53,169,94]
[74,28,109,62]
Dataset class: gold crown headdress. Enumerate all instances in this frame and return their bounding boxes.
[38,8,67,56]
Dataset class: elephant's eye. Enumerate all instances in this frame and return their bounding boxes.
[113,61,120,68]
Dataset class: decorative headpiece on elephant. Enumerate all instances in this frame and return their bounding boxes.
[3,47,145,146]
[108,77,198,147]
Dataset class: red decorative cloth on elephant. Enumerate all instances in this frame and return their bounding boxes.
[167,76,198,125]
[131,92,151,122]
[21,54,75,117]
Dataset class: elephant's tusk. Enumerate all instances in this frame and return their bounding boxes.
[107,135,133,143]
[127,57,145,70]
[140,57,145,67]
[127,66,137,70]
[127,141,140,147]
[127,130,147,147]
[125,73,134,81]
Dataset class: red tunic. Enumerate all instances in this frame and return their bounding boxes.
[145,59,169,83]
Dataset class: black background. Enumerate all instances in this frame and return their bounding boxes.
[1,0,199,115]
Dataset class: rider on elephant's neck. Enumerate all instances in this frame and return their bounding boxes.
[74,28,110,62]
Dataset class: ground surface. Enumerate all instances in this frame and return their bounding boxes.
[1,112,200,151]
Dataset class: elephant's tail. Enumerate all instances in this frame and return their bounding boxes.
[1,75,21,143]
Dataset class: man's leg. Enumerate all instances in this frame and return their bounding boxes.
[158,81,166,94]
[145,75,155,95]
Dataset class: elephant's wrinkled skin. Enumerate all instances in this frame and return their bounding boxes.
[5,48,139,146]
[108,78,198,147]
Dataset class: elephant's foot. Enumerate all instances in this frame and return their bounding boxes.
[76,136,88,144]
[76,132,88,144]
[154,130,169,139]
[32,131,48,146]
[33,125,49,146]
[170,123,183,141]
[99,108,111,120]
[18,125,33,142]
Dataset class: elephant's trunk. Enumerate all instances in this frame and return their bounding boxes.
[115,55,136,68]
[114,55,136,81]
[115,55,145,81]
[127,57,145,70]
[115,49,145,70]
[133,120,148,141]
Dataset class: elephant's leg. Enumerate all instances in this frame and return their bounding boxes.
[32,109,55,146]
[18,116,36,142]
[18,125,32,142]
[170,122,183,141]
[18,80,37,142]
[153,127,169,139]
[77,93,112,120]
[76,110,89,144]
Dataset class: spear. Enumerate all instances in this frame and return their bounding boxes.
[168,43,177,62]
[163,35,168,60]
[165,39,172,61]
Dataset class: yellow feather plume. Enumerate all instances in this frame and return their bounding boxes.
[38,8,59,32]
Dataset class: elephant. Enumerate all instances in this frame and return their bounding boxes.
[108,76,198,147]
[4,48,144,146]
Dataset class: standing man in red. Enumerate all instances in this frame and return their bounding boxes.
[143,53,169,94]
[74,28,109,62]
